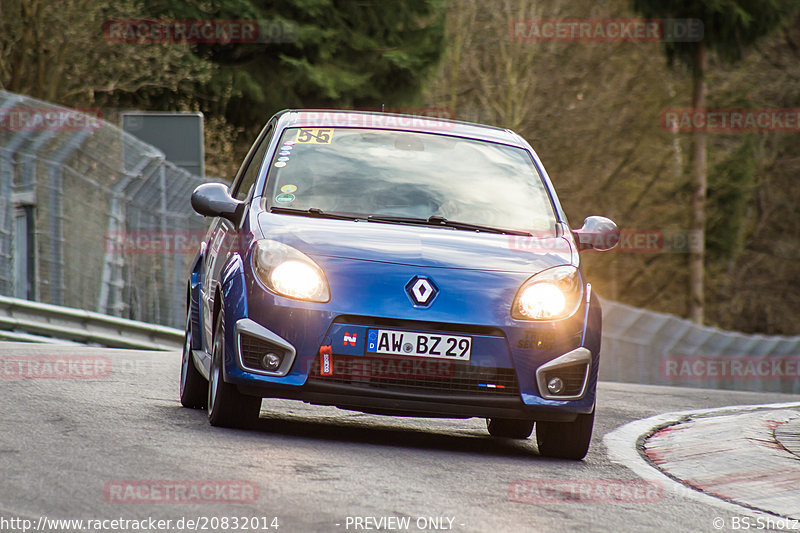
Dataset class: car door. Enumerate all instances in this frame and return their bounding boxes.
[200,123,275,351]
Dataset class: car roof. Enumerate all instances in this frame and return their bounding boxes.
[273,109,530,148]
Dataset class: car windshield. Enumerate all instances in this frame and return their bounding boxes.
[262,127,557,234]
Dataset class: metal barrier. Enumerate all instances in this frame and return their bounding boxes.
[0,294,181,351]
[600,299,800,394]
[0,89,211,329]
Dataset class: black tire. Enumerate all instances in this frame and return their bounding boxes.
[536,409,595,460]
[180,307,207,409]
[207,310,261,428]
[486,418,534,439]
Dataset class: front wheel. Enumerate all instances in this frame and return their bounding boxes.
[207,310,262,428]
[180,307,207,409]
[536,409,594,460]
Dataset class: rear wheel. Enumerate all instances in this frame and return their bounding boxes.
[180,308,207,409]
[535,410,594,460]
[207,310,261,428]
[486,418,534,439]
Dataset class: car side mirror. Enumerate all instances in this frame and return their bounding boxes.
[191,183,244,223]
[572,216,619,251]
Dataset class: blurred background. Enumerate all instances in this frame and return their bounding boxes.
[1,0,798,338]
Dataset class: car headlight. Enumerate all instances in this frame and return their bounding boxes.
[252,240,330,302]
[512,265,583,320]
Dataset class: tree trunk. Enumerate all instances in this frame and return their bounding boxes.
[688,43,707,324]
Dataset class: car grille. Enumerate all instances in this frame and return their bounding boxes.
[241,334,267,370]
[541,363,588,396]
[307,354,520,397]
[239,333,290,372]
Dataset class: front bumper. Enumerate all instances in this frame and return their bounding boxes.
[223,305,600,420]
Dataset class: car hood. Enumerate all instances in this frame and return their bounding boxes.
[256,212,575,273]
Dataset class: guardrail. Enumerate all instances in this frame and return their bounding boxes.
[600,298,800,394]
[0,295,183,351]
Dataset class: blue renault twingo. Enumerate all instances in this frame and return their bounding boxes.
[180,110,618,460]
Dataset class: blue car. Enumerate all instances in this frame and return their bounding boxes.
[180,110,618,460]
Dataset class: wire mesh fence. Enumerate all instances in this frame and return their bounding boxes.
[0,89,210,329]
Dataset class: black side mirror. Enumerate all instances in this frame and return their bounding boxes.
[191,183,244,223]
[572,216,619,251]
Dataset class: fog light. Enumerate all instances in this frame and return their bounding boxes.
[547,376,564,395]
[262,352,282,371]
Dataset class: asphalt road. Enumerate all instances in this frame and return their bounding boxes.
[1,342,797,533]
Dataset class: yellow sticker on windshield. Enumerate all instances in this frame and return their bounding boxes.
[295,128,333,144]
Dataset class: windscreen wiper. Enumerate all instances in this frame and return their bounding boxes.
[270,206,361,221]
[366,214,532,236]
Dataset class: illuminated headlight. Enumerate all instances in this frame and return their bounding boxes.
[253,240,330,302]
[512,265,583,320]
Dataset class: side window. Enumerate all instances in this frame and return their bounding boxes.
[232,126,273,201]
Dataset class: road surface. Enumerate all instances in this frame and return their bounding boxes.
[1,342,797,532]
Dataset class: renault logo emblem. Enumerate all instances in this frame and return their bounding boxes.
[405,276,438,306]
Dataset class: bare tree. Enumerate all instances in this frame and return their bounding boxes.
[0,0,210,108]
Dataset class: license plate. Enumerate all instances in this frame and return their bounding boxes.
[366,329,471,361]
